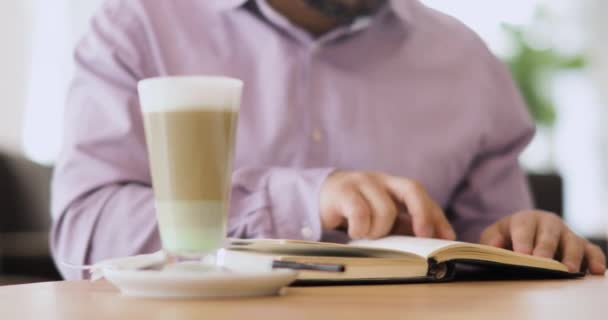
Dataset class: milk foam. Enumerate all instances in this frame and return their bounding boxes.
[138,76,243,113]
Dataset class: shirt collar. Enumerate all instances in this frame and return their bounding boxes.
[209,0,249,12]
[388,0,414,24]
[210,0,414,25]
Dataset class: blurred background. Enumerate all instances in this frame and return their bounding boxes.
[0,0,606,284]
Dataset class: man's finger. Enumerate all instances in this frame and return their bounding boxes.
[341,188,373,239]
[383,176,435,238]
[480,221,509,248]
[560,231,585,273]
[532,214,561,259]
[584,242,606,275]
[359,182,398,239]
[390,213,415,236]
[509,212,537,255]
[432,206,456,240]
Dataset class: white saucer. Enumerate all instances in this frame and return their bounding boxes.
[91,251,299,299]
[103,267,298,299]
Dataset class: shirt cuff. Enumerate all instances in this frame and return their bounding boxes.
[267,167,335,241]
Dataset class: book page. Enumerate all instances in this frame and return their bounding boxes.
[228,238,425,259]
[350,236,569,273]
[350,236,461,258]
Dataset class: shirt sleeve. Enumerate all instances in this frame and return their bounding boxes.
[50,1,331,279]
[229,167,334,241]
[448,52,536,243]
[50,1,159,280]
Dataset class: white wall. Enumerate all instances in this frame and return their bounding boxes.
[22,0,102,164]
[588,0,608,239]
[0,0,101,161]
[0,0,33,155]
[589,0,608,93]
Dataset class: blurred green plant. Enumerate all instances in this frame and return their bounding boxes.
[502,23,586,126]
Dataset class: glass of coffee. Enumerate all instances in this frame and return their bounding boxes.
[138,76,243,260]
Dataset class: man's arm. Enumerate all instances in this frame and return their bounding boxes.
[447,51,536,243]
[51,2,157,280]
[50,2,333,279]
[432,26,604,274]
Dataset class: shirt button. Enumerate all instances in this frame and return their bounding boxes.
[301,227,314,239]
[312,128,323,143]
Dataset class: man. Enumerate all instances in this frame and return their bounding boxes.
[51,0,605,279]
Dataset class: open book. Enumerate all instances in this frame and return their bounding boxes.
[224,236,581,283]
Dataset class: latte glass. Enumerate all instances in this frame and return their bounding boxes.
[138,76,242,259]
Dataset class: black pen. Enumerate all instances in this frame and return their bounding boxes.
[272,260,346,273]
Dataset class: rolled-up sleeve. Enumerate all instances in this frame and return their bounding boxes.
[448,52,535,243]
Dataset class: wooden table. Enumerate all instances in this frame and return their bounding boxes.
[0,276,606,320]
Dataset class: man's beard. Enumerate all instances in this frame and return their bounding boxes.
[302,0,387,23]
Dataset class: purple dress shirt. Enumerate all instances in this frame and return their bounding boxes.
[51,0,534,279]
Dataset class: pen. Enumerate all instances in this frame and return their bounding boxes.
[272,260,346,273]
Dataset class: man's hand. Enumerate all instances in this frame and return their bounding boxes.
[480,210,606,275]
[320,171,456,240]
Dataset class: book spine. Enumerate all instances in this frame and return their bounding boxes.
[427,259,454,281]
